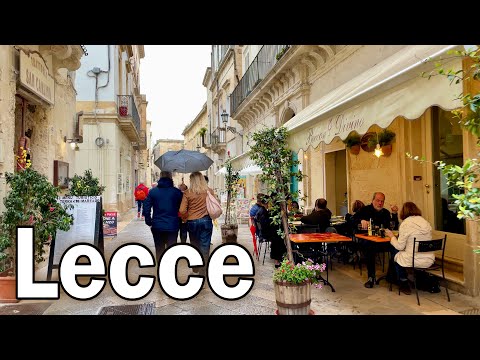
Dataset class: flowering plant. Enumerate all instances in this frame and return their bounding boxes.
[273,257,326,289]
[0,150,74,276]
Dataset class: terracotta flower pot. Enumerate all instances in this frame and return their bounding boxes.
[349,144,360,155]
[381,144,392,157]
[0,271,18,303]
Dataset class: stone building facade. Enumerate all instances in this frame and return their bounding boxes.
[225,44,480,296]
[0,45,85,213]
[74,45,147,215]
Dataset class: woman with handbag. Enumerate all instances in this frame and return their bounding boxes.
[179,171,217,277]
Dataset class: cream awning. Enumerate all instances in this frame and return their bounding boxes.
[285,45,463,152]
[229,152,254,171]
[239,164,263,176]
[215,166,227,176]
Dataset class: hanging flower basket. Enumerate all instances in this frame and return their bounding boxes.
[381,144,393,156]
[349,144,361,155]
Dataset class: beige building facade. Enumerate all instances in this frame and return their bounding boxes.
[0,45,85,213]
[228,44,480,296]
[74,45,147,215]
[182,103,215,188]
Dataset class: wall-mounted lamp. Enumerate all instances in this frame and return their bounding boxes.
[374,144,384,158]
[64,136,80,151]
[221,109,243,136]
[196,144,201,152]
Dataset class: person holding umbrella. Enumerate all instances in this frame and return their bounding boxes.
[143,171,183,263]
[179,171,216,276]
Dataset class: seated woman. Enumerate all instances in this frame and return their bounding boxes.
[344,200,365,236]
[288,200,304,218]
[300,198,332,232]
[255,194,286,268]
[385,201,434,295]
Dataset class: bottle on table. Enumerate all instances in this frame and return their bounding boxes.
[368,218,373,236]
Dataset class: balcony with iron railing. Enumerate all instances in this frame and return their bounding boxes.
[117,95,142,143]
[132,130,147,150]
[231,45,290,115]
[210,127,226,153]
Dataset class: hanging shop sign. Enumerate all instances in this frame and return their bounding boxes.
[19,50,55,105]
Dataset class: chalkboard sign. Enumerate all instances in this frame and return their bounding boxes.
[47,196,104,281]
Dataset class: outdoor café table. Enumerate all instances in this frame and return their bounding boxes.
[355,234,391,285]
[289,232,352,292]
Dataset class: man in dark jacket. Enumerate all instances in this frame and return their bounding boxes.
[143,171,183,263]
[354,192,399,288]
[300,198,332,232]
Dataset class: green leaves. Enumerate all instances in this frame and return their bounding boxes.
[68,169,106,196]
[0,168,75,273]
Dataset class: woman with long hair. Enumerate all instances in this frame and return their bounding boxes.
[385,201,433,295]
[179,172,215,277]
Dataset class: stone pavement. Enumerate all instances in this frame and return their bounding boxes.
[5,208,480,315]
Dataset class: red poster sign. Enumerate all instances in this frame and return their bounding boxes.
[103,212,117,237]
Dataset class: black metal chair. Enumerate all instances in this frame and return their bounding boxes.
[254,220,270,265]
[399,235,450,306]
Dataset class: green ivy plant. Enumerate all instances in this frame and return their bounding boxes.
[0,167,74,276]
[249,126,303,261]
[368,129,396,148]
[68,169,106,196]
[224,158,240,225]
[410,47,480,254]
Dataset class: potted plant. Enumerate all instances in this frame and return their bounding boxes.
[198,127,207,147]
[273,257,326,315]
[0,150,74,302]
[221,158,240,243]
[67,169,106,197]
[343,132,361,155]
[368,129,396,156]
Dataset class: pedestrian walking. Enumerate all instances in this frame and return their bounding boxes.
[143,171,183,263]
[134,182,149,219]
[178,183,189,243]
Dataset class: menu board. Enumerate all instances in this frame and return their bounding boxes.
[236,198,251,223]
[48,196,103,279]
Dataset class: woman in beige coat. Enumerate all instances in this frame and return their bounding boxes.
[385,202,434,294]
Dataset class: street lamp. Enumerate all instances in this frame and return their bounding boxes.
[221,109,243,136]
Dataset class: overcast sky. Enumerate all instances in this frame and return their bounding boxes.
[140,45,211,143]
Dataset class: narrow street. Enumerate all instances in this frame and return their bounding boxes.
[3,208,478,315]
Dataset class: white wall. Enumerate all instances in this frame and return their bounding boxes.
[75,45,117,102]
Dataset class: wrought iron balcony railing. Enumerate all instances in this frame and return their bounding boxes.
[117,95,141,134]
[211,127,226,146]
[231,45,290,114]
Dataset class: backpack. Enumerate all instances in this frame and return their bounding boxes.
[135,188,147,201]
[206,191,222,220]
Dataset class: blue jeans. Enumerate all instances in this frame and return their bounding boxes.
[150,229,178,263]
[137,200,144,214]
[187,215,213,262]
[390,246,408,282]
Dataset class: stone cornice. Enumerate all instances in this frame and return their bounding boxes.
[203,67,212,87]
[39,45,84,72]
[182,103,207,135]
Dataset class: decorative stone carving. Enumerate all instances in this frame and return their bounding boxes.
[39,45,84,73]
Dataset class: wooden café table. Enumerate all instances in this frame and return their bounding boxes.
[355,233,391,285]
[290,233,351,292]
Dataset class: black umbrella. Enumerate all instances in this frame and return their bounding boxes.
[155,149,213,173]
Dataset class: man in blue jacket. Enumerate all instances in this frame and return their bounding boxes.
[143,171,183,263]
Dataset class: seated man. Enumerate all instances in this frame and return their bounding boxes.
[300,198,332,232]
[354,192,399,288]
[249,193,265,228]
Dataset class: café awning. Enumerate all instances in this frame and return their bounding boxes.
[215,166,227,176]
[239,164,263,176]
[285,45,463,153]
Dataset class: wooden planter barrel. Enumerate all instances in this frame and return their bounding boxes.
[274,280,312,315]
[221,224,238,243]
